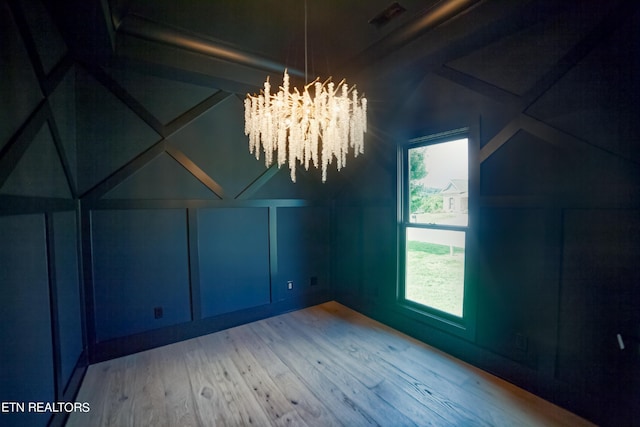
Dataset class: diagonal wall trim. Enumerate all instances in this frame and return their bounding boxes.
[0,100,48,187]
[235,165,280,200]
[522,0,638,109]
[164,90,232,137]
[520,114,640,167]
[81,140,168,200]
[479,115,521,163]
[84,64,165,137]
[480,112,640,167]
[7,0,46,88]
[519,115,588,156]
[84,64,232,141]
[445,1,639,168]
[45,104,77,198]
[42,55,74,98]
[165,145,225,199]
[434,65,521,106]
[433,1,637,112]
[357,1,570,86]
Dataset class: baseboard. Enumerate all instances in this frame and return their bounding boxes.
[90,290,333,364]
[48,351,88,427]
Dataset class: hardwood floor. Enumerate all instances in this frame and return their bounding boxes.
[66,302,594,426]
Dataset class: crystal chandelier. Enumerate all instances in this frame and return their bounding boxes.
[244,70,367,182]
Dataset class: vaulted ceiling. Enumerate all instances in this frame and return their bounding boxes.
[46,0,636,185]
[51,0,595,95]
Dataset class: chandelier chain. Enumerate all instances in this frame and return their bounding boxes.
[304,0,308,84]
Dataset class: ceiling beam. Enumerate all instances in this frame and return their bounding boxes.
[116,13,304,79]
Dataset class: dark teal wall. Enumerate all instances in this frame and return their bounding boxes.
[52,211,84,393]
[91,209,192,342]
[333,1,640,425]
[2,1,639,426]
[2,2,335,424]
[197,208,271,318]
[0,1,83,426]
[75,51,335,361]
[0,215,55,427]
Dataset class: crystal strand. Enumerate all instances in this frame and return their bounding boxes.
[341,83,349,168]
[350,89,358,150]
[360,97,367,154]
[288,98,297,182]
[244,98,250,136]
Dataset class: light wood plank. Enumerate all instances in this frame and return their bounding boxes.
[67,302,594,427]
[249,320,384,426]
[156,341,199,427]
[200,331,306,426]
[260,315,420,426]
[129,349,169,427]
[227,325,344,427]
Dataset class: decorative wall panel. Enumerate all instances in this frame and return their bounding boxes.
[0,122,71,198]
[447,3,612,96]
[0,214,54,427]
[198,207,270,318]
[17,0,68,75]
[557,209,640,390]
[362,206,396,300]
[476,208,549,368]
[333,206,363,299]
[107,66,219,125]
[49,67,77,188]
[76,69,161,194]
[52,211,83,391]
[103,152,217,200]
[480,130,572,197]
[0,1,43,151]
[168,96,265,198]
[527,7,640,164]
[91,209,191,341]
[276,207,330,302]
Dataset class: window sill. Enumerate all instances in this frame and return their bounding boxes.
[393,300,475,341]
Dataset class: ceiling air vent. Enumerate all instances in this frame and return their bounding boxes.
[369,2,407,29]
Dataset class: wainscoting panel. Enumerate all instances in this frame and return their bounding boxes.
[275,206,331,302]
[51,210,83,391]
[0,214,54,427]
[197,207,271,318]
[91,209,191,341]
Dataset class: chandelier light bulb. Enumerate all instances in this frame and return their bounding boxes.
[244,70,367,182]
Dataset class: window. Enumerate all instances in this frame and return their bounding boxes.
[399,129,473,332]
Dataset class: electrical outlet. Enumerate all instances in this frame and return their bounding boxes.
[287,281,293,290]
[515,333,528,351]
[154,307,163,319]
